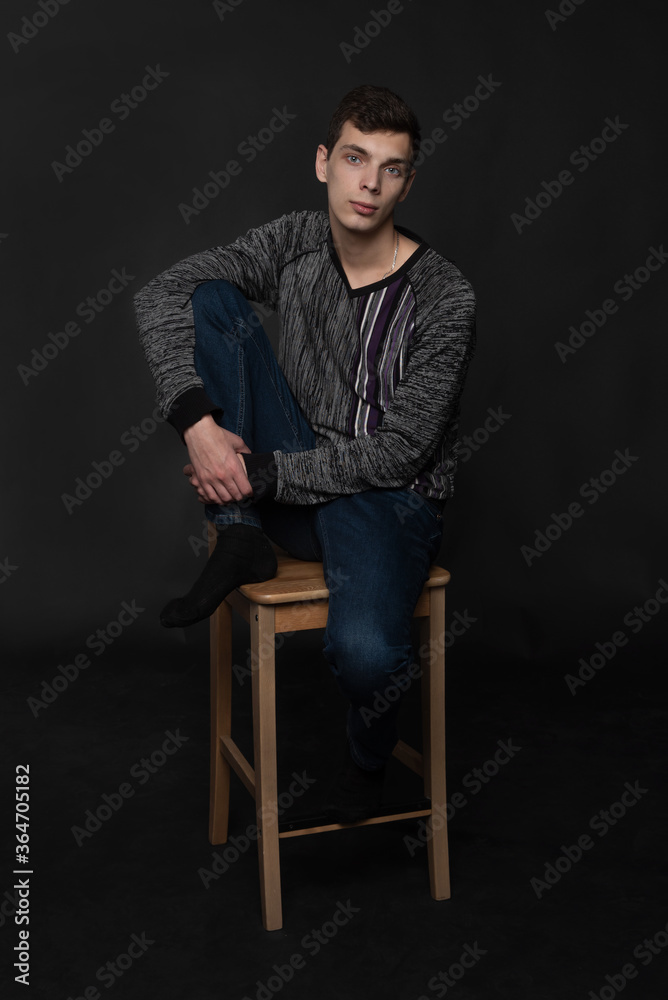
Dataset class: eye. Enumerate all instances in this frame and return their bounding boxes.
[347,155,361,164]
[386,166,401,175]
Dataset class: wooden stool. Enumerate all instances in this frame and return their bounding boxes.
[208,526,451,930]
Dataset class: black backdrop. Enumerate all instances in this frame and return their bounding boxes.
[3,0,667,996]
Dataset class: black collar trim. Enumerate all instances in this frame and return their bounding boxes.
[326,224,429,297]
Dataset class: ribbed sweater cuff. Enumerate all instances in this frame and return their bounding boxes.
[167,387,222,438]
[243,452,279,501]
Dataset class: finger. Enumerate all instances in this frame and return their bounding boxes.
[230,469,252,500]
[204,482,236,504]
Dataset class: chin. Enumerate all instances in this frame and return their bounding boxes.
[344,208,384,230]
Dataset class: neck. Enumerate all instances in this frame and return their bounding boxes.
[329,213,397,274]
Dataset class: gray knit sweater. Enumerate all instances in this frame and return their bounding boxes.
[134,210,476,505]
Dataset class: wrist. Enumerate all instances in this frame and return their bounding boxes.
[183,412,216,440]
[168,387,222,439]
[243,452,278,500]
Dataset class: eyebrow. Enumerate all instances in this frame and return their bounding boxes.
[340,143,411,169]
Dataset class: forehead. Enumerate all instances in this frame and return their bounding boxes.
[335,122,412,160]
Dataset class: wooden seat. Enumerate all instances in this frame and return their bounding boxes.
[208,525,452,930]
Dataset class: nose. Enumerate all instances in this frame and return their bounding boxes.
[360,167,381,193]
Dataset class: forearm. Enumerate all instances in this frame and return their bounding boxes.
[134,249,239,418]
[273,421,450,505]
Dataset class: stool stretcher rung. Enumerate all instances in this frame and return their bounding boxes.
[220,736,255,798]
[278,808,433,839]
[392,739,424,777]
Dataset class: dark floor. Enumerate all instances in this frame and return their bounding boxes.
[3,610,667,1000]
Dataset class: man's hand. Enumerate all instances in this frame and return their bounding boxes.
[183,414,252,504]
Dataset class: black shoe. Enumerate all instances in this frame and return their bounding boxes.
[322,742,385,824]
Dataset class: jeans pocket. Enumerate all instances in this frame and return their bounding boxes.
[402,487,443,521]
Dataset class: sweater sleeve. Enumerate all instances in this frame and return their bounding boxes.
[133,212,309,423]
[273,271,476,505]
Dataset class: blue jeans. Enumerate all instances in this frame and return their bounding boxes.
[191,281,444,769]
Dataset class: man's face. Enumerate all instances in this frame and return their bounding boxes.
[316,122,415,234]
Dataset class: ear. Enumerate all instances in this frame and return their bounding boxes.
[397,169,416,203]
[315,144,329,184]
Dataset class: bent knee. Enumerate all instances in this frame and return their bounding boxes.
[191,279,247,318]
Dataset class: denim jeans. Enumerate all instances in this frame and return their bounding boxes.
[191,280,444,769]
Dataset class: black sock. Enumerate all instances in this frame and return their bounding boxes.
[160,523,277,628]
[322,741,385,823]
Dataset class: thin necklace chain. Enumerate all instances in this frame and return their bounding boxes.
[381,230,400,279]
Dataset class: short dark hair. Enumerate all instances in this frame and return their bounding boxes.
[325,85,421,165]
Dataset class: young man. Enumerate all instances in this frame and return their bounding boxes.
[134,85,476,822]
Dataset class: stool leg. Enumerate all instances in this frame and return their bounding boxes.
[251,602,283,931]
[209,598,233,844]
[420,615,432,801]
[421,584,451,900]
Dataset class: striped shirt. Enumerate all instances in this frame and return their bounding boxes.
[134,210,476,505]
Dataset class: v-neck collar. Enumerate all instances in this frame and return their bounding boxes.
[326,224,429,298]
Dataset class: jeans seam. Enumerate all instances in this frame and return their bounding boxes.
[243,322,314,451]
[236,344,246,438]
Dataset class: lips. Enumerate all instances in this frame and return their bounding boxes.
[350,201,377,215]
